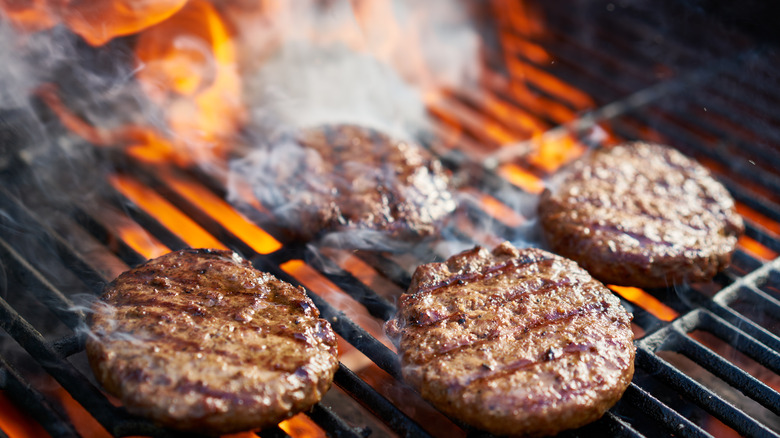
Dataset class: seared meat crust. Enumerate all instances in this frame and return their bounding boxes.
[235,124,456,244]
[87,249,338,434]
[538,142,744,288]
[386,242,635,437]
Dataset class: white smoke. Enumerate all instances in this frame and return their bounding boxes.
[227,0,480,140]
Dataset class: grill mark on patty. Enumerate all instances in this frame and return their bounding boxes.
[413,300,611,365]
[405,256,554,301]
[110,298,305,319]
[105,312,321,349]
[404,273,589,327]
[462,342,595,387]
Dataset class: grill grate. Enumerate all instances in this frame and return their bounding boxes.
[1,0,780,437]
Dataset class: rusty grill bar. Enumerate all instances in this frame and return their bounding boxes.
[1,1,780,437]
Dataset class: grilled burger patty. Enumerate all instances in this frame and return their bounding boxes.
[386,242,635,437]
[233,124,457,243]
[538,142,744,288]
[87,249,339,434]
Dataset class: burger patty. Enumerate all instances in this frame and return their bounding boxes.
[538,142,744,288]
[231,124,457,244]
[87,249,339,434]
[386,242,635,437]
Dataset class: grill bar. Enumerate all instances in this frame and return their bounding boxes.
[0,293,144,437]
[305,403,365,438]
[693,311,780,376]
[0,356,79,438]
[635,348,779,438]
[675,331,779,415]
[333,365,432,438]
[621,383,712,438]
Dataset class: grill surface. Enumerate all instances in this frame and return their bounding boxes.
[1,1,779,437]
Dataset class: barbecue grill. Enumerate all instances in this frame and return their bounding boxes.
[1,0,779,437]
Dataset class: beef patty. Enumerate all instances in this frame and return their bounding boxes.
[87,249,339,434]
[538,142,744,288]
[386,242,635,437]
[230,124,457,246]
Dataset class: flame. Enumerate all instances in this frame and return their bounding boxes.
[158,171,282,254]
[117,225,170,260]
[96,206,170,259]
[63,0,188,47]
[494,0,547,38]
[0,0,186,46]
[50,386,112,438]
[525,132,587,173]
[278,414,326,438]
[37,0,246,167]
[738,235,777,261]
[35,85,191,166]
[500,31,551,64]
[108,173,227,250]
[497,163,545,194]
[479,90,549,137]
[464,188,527,228]
[609,285,679,322]
[0,0,57,32]
[736,204,780,235]
[134,0,244,166]
[0,391,49,438]
[482,70,580,126]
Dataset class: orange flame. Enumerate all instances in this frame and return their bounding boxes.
[0,391,49,438]
[34,0,245,167]
[525,132,587,173]
[738,235,777,261]
[0,0,57,32]
[63,0,188,47]
[158,171,282,254]
[108,173,227,250]
[464,189,527,228]
[497,163,545,194]
[0,0,186,46]
[135,0,244,166]
[51,386,112,438]
[279,414,327,438]
[609,285,679,322]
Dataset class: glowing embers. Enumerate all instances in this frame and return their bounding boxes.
[609,285,679,322]
[158,171,281,254]
[735,204,780,261]
[51,385,112,438]
[497,163,545,194]
[462,188,527,228]
[278,414,327,438]
[92,205,170,260]
[738,236,778,262]
[0,391,49,438]
[108,173,226,250]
